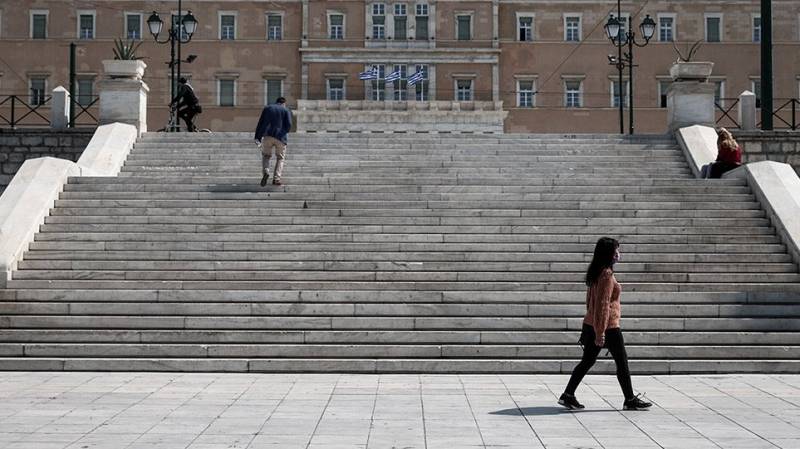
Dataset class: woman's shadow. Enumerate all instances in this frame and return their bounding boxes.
[491,407,619,416]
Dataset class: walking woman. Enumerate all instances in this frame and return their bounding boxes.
[558,237,652,411]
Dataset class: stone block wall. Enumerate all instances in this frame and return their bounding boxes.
[0,129,94,195]
[733,131,800,176]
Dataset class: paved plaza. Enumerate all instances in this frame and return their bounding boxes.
[0,373,797,448]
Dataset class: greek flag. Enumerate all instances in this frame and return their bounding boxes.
[385,69,403,82]
[359,67,379,80]
[408,70,426,86]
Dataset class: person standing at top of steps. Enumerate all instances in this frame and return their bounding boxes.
[254,97,293,187]
[558,237,653,411]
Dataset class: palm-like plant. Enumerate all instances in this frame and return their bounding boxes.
[672,40,703,62]
[112,38,144,60]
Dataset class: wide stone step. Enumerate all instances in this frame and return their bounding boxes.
[31,232,781,245]
[27,241,786,254]
[51,199,761,210]
[124,157,688,166]
[36,224,775,236]
[23,250,792,264]
[3,329,800,345]
[62,183,753,195]
[3,315,800,331]
[1,342,798,360]
[42,215,772,227]
[68,176,747,186]
[2,301,798,318]
[56,192,756,203]
[3,289,794,304]
[3,357,798,374]
[13,269,799,283]
[8,279,800,292]
[120,168,694,176]
[128,151,685,159]
[48,207,767,220]
[16,260,796,274]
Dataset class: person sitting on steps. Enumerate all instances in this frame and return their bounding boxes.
[559,237,653,411]
[170,77,202,132]
[700,128,742,179]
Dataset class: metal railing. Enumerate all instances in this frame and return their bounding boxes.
[715,98,741,129]
[768,98,798,130]
[71,96,100,127]
[0,94,100,129]
[0,95,52,128]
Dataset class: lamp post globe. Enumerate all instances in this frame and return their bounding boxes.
[182,11,198,37]
[640,14,657,41]
[604,15,621,41]
[147,12,163,39]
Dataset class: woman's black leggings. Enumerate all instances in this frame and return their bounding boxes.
[564,324,634,400]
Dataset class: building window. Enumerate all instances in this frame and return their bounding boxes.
[220,14,236,40]
[267,14,282,40]
[517,80,535,108]
[414,65,429,101]
[264,79,283,105]
[753,16,761,42]
[125,13,142,40]
[76,78,94,106]
[658,15,674,42]
[31,11,48,39]
[327,79,345,100]
[564,15,581,42]
[456,14,471,41]
[415,4,429,40]
[752,79,761,108]
[518,15,533,42]
[329,13,344,40]
[78,11,95,39]
[372,4,386,40]
[394,4,407,40]
[611,80,629,108]
[658,80,672,108]
[29,77,47,106]
[705,14,722,42]
[370,64,386,101]
[456,79,473,101]
[564,80,582,108]
[392,65,408,100]
[218,79,236,106]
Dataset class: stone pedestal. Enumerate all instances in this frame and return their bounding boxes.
[50,86,69,130]
[98,60,149,134]
[738,90,757,131]
[667,81,716,132]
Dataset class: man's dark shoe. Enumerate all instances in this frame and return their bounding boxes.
[260,173,269,187]
[272,180,283,186]
[623,394,652,411]
[558,393,585,410]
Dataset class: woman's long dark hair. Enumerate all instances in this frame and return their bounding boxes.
[585,237,619,287]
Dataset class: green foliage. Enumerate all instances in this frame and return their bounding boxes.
[112,38,143,60]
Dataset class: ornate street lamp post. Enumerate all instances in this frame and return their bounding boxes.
[147,8,197,131]
[604,6,656,135]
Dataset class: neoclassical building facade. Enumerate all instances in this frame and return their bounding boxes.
[0,0,799,132]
